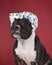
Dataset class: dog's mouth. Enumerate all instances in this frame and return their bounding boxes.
[11,30,21,39]
[13,32,20,35]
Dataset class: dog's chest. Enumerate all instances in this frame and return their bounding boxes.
[15,32,36,65]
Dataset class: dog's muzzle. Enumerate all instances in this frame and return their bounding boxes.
[11,25,20,36]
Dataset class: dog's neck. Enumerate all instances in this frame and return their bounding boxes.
[17,30,35,50]
[15,30,36,65]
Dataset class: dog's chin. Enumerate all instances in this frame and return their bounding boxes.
[21,34,31,40]
[12,33,31,40]
[12,34,21,40]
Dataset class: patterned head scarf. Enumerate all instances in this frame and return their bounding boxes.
[9,11,38,31]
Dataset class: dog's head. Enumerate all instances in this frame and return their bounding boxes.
[9,11,38,40]
[11,18,33,39]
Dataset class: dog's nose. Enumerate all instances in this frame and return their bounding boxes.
[11,25,20,34]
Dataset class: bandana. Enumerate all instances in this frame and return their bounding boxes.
[9,11,38,30]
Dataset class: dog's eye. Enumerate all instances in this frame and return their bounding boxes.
[15,26,20,30]
[15,26,18,29]
[21,26,25,29]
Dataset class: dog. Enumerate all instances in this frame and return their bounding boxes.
[10,18,52,65]
[9,11,52,65]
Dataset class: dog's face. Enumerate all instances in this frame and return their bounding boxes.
[11,18,33,39]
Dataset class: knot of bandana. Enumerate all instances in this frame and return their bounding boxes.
[9,11,38,30]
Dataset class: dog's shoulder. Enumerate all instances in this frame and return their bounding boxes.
[13,40,18,49]
[35,35,50,65]
[35,35,41,49]
[13,40,18,56]
[35,34,47,53]
[35,34,43,52]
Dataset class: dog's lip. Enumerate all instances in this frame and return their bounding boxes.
[12,32,20,35]
[15,32,19,35]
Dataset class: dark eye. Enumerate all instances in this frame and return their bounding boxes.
[15,26,19,30]
[21,26,25,29]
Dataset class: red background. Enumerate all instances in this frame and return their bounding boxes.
[0,0,52,65]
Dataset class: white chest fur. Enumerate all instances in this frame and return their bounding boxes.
[15,31,36,65]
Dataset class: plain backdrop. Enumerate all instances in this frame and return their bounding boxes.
[0,0,52,65]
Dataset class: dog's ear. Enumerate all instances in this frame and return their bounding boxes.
[12,18,21,26]
[14,18,17,21]
[21,18,32,28]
